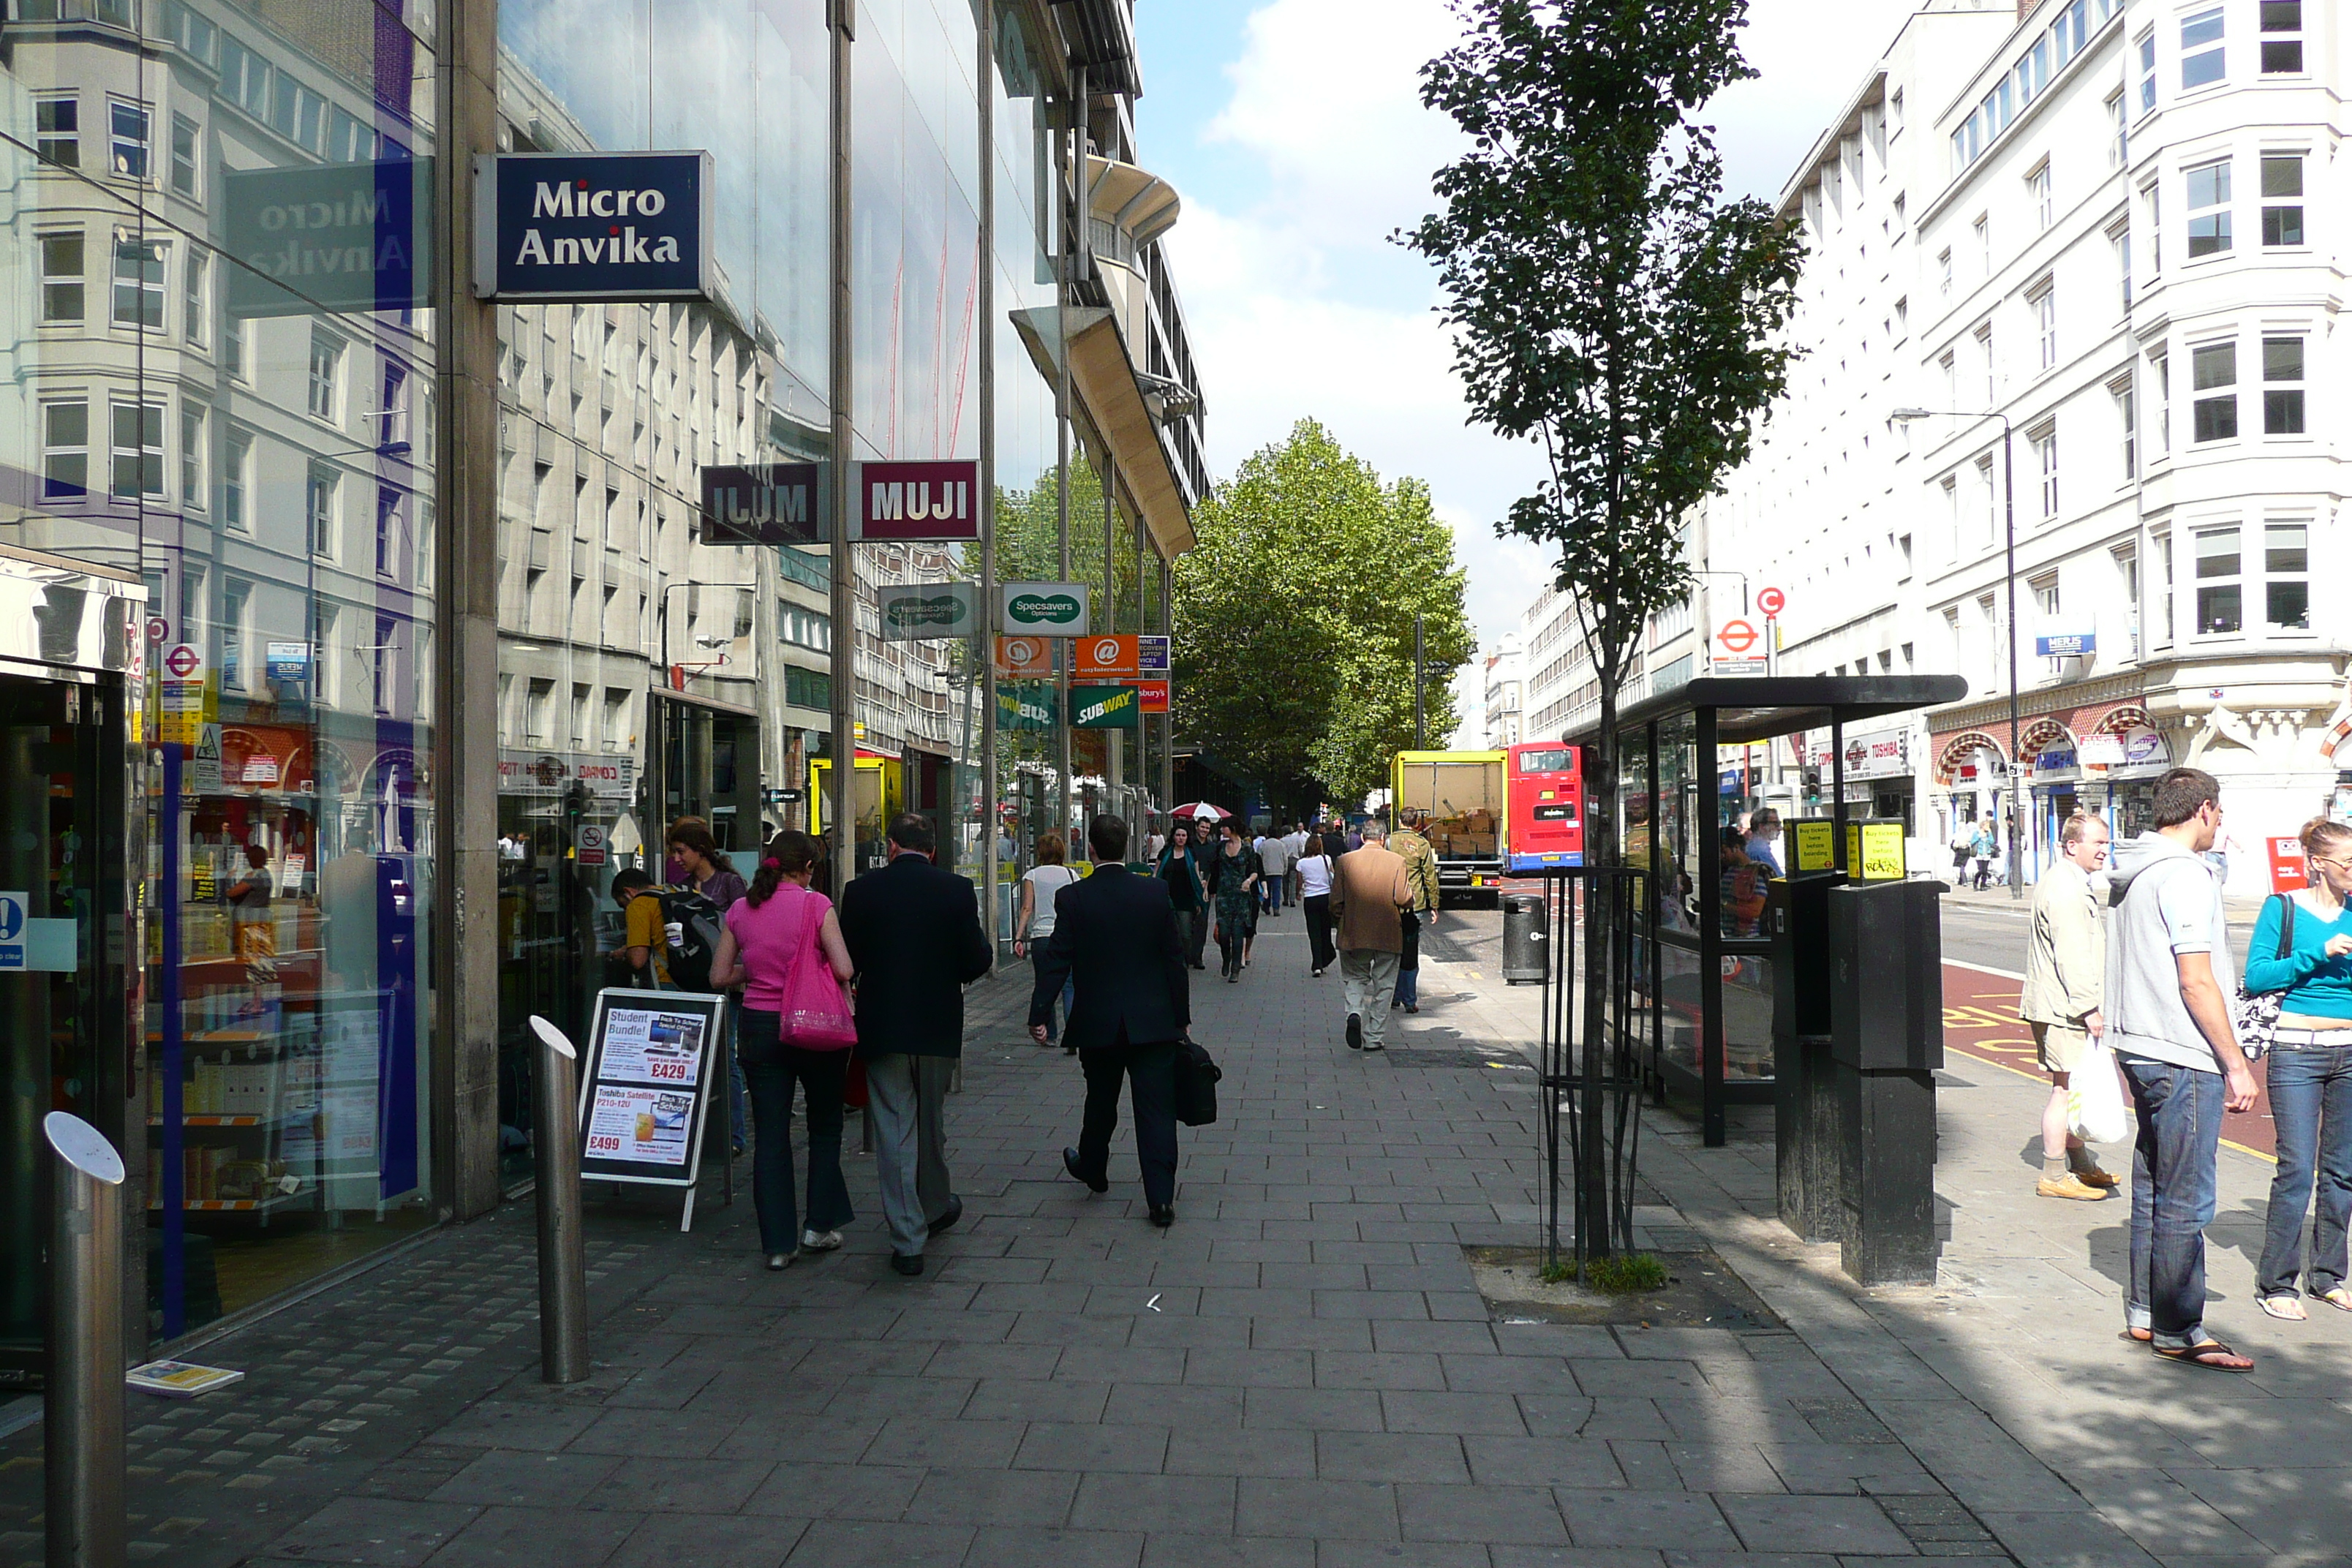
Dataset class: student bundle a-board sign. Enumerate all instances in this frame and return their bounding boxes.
[584,1004,707,1171]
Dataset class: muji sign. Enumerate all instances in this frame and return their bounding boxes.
[858,461,980,542]
[474,151,713,302]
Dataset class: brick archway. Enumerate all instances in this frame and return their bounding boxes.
[1934,730,2005,786]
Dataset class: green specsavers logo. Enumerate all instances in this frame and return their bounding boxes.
[1008,593,1083,625]
[884,594,969,630]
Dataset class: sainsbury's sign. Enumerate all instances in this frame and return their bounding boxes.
[474,151,712,303]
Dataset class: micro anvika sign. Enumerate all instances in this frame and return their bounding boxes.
[225,157,433,318]
[474,151,714,303]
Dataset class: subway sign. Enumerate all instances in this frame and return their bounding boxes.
[474,151,713,302]
[1070,685,1139,730]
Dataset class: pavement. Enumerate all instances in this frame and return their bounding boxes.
[2,902,2345,1567]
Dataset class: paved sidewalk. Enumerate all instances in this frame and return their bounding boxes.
[18,905,2328,1567]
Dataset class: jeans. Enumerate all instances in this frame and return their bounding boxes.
[736,1009,852,1255]
[864,1052,954,1256]
[1341,949,1401,1047]
[2120,1055,2224,1349]
[1303,894,1335,972]
[1075,1041,1180,1207]
[1260,875,1283,913]
[1394,910,1421,1006]
[1028,947,1076,1041]
[2255,1040,2352,1298]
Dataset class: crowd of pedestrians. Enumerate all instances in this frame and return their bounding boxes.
[2016,765,2352,1376]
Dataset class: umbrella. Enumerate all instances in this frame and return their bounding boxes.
[1170,802,1231,822]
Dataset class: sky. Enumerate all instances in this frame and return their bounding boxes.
[1134,0,1914,659]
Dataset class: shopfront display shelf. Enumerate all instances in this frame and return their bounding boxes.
[148,1112,315,1129]
[148,1191,306,1214]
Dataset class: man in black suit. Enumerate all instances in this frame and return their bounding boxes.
[1029,815,1191,1226]
[839,811,993,1275]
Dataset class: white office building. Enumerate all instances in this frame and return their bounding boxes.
[1482,635,1525,749]
[1696,0,2346,889]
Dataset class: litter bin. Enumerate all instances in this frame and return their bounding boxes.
[1828,878,1944,1286]
[1502,892,1548,984]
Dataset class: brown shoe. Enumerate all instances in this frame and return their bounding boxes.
[2072,1164,2121,1188]
[2038,1173,2109,1202]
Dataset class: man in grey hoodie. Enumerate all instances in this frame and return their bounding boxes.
[2103,766,2260,1372]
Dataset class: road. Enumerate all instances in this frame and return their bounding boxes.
[1428,891,2281,1160]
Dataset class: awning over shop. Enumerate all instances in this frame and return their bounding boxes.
[1010,306,1196,559]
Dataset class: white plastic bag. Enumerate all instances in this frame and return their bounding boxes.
[2067,1041,2131,1145]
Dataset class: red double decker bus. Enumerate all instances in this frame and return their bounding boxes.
[1507,742,1583,870]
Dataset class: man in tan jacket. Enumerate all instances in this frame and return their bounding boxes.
[2021,812,2120,1199]
[1329,818,1413,1051]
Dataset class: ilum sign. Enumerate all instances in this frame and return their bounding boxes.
[474,151,714,303]
[701,464,826,547]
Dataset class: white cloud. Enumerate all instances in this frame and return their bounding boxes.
[1162,0,1551,652]
[1160,0,1901,652]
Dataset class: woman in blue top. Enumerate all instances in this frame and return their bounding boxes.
[2248,817,2352,1319]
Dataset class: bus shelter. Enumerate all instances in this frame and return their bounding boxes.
[1575,676,1966,1145]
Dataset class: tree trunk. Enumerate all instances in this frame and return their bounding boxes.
[1579,682,1618,1263]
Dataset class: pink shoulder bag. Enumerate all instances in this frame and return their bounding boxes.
[776,888,858,1048]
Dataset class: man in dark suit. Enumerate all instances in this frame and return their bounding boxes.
[1030,815,1191,1226]
[839,811,993,1275]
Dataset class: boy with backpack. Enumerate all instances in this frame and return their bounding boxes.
[609,868,726,992]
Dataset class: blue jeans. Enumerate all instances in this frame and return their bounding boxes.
[2256,1041,2352,1298]
[2120,1055,2223,1349]
[737,1008,853,1254]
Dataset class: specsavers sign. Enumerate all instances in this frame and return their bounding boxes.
[1000,581,1090,636]
[878,584,977,641]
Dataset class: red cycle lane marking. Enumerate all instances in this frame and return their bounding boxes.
[1940,962,2275,1163]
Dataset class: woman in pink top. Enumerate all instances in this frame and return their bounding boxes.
[711,829,856,1270]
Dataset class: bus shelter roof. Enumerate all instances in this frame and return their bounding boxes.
[1569,675,1969,748]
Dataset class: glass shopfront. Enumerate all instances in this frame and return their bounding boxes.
[0,0,442,1341]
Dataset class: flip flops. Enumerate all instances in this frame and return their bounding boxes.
[2154,1339,2255,1373]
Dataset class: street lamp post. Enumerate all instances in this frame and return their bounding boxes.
[1891,407,2022,900]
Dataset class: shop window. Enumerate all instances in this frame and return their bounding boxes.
[2185,159,2231,257]
[39,232,83,323]
[306,463,339,558]
[2260,1,2303,73]
[2260,155,2303,246]
[307,329,343,420]
[109,398,163,497]
[2180,7,2224,89]
[169,113,200,198]
[180,402,206,510]
[108,99,150,178]
[222,428,251,531]
[42,399,88,499]
[2262,336,2304,434]
[2194,526,2241,635]
[111,235,165,329]
[2190,341,2236,442]
[183,246,208,346]
[2265,523,2309,630]
[37,95,79,167]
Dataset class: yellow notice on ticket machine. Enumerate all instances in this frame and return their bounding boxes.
[1792,820,1835,874]
[1845,821,1906,881]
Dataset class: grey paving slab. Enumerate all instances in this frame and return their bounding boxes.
[1716,1496,1914,1556]
[260,1497,482,1566]
[1232,1477,1402,1540]
[426,1504,641,1568]
[781,1518,973,1566]
[602,1511,807,1567]
[1556,1490,1741,1552]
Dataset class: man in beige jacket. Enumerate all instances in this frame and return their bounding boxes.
[1329,818,1412,1051]
[2021,812,2121,1199]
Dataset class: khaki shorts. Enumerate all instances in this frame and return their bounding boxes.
[2033,1020,2092,1074]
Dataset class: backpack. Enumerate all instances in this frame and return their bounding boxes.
[655,884,726,992]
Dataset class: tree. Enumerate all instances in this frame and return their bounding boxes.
[1408,0,1804,1261]
[1174,421,1474,810]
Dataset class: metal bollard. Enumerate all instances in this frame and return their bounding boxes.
[528,1017,590,1384]
[44,1112,125,1568]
